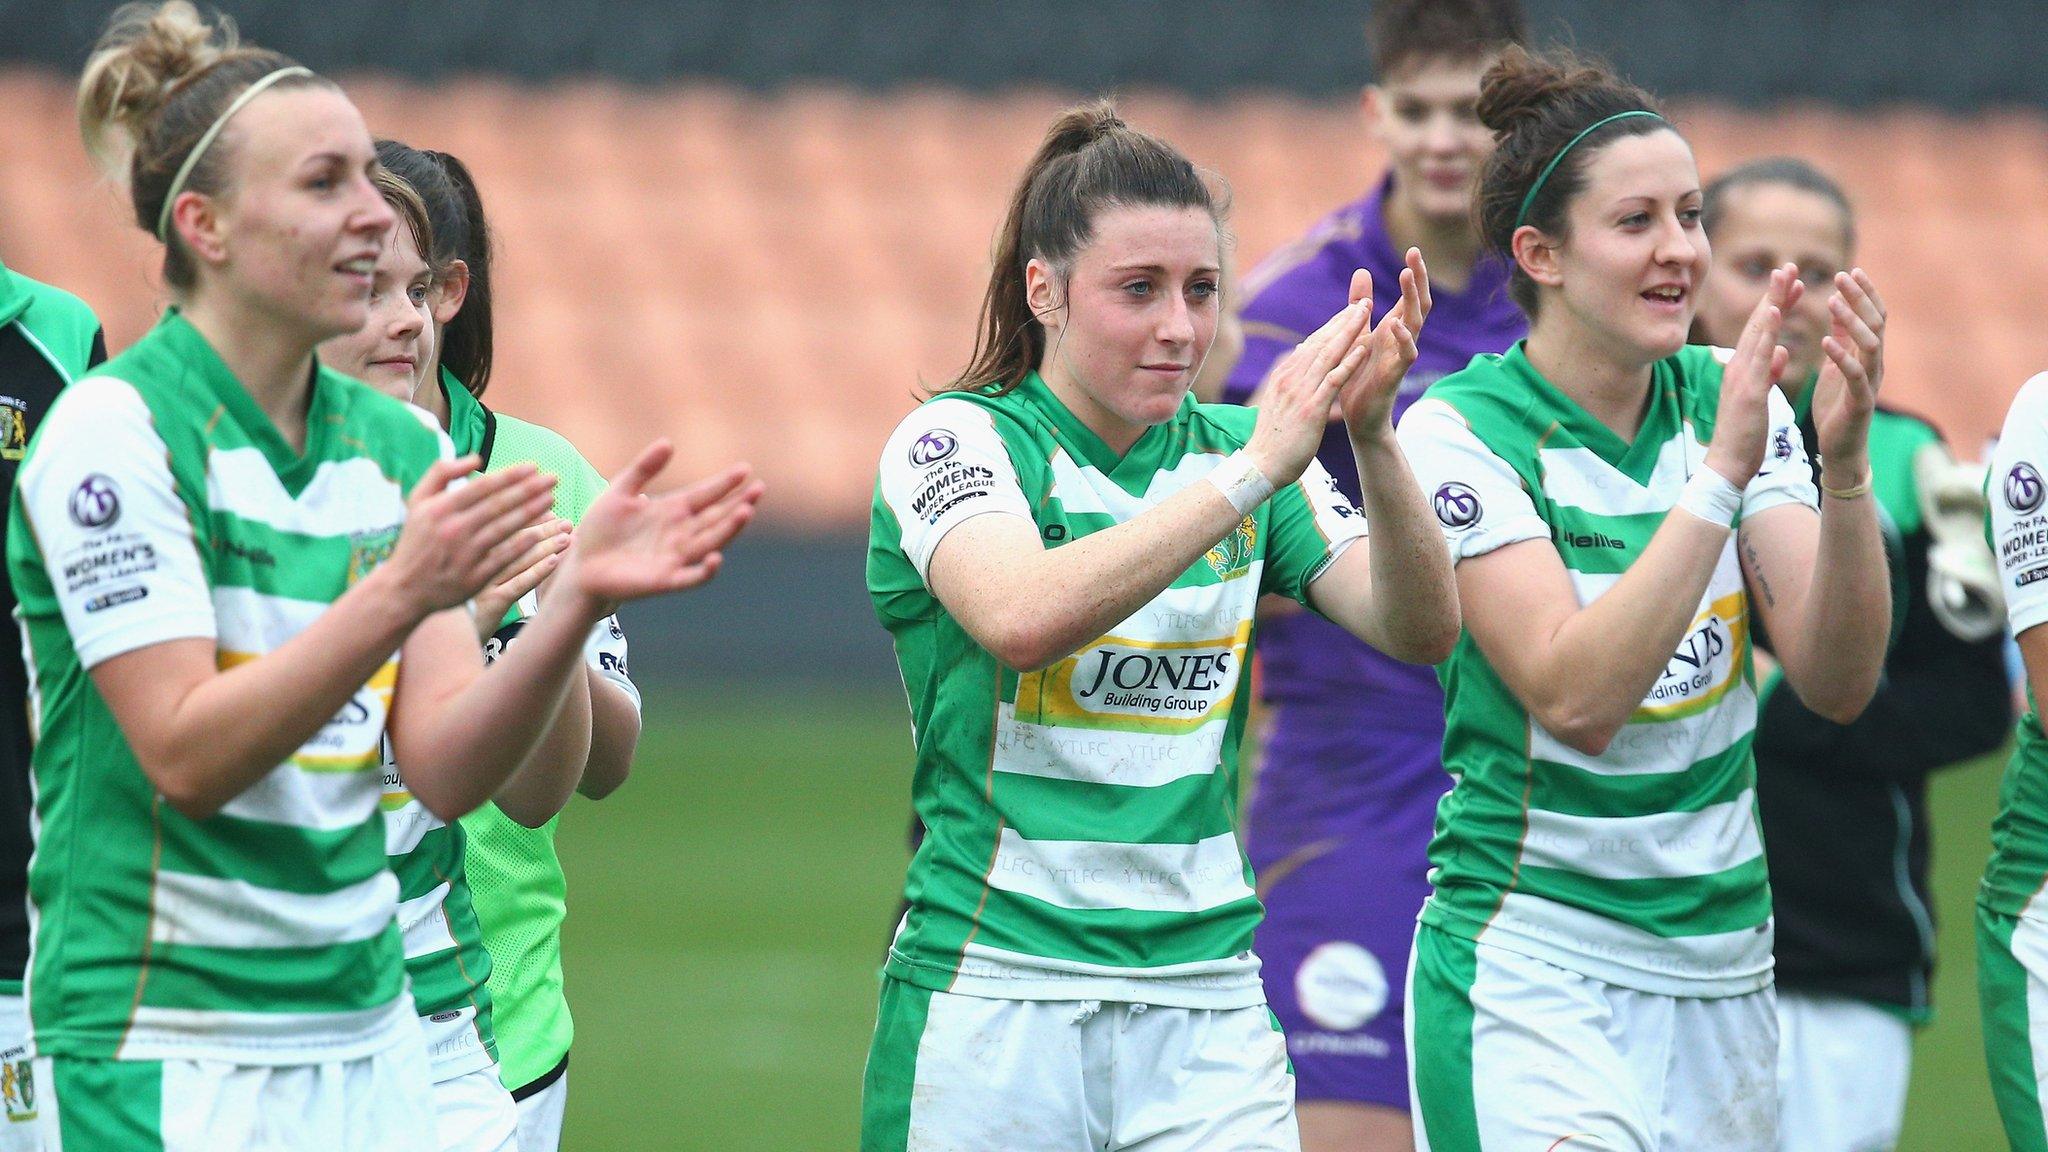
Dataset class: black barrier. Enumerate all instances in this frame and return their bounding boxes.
[616,531,896,687]
[3,0,2039,109]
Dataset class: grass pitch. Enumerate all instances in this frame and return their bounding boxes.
[556,686,2010,1150]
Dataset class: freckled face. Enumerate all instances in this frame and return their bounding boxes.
[1035,204,1222,444]
[318,217,436,400]
[198,87,394,341]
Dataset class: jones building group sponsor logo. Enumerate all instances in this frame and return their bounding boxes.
[1062,637,1241,723]
[2009,463,2046,514]
[1643,591,1744,714]
[1432,481,1481,529]
[68,473,120,529]
[908,428,959,467]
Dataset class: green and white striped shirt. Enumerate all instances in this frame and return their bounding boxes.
[1986,372,2048,926]
[1397,343,1817,997]
[9,312,446,1062]
[868,373,1368,1008]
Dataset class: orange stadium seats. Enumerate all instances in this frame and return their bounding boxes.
[0,71,2038,527]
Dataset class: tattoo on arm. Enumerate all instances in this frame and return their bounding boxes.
[1743,537,1777,609]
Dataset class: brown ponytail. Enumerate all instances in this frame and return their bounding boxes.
[947,99,1224,395]
[77,1,331,291]
[1474,45,1670,316]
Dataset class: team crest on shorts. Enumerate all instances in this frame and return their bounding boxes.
[0,397,26,462]
[1,1054,35,1122]
[1204,514,1258,579]
[346,525,402,586]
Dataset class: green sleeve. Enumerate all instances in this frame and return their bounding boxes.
[20,284,103,379]
[1868,410,1942,538]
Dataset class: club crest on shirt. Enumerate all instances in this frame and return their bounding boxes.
[0,397,26,462]
[1204,515,1258,580]
[346,524,401,586]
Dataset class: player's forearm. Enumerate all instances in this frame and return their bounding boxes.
[1345,428,1458,663]
[938,485,1250,672]
[491,665,592,826]
[401,602,594,821]
[1781,487,1889,723]
[578,670,641,800]
[1524,513,1731,751]
[126,568,430,819]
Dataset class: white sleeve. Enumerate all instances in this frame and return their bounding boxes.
[1396,397,1549,562]
[584,613,641,717]
[17,377,216,669]
[1743,385,1821,518]
[876,397,1034,584]
[1294,458,1370,567]
[1992,373,2048,637]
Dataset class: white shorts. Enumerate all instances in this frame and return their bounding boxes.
[861,979,1298,1152]
[1409,925,1778,1152]
[1774,990,1911,1152]
[34,1028,436,1152]
[0,995,40,1152]
[513,1067,567,1152]
[433,1064,520,1152]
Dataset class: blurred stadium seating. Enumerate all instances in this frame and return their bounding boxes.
[3,72,2042,531]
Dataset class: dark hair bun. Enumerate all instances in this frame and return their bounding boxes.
[1476,45,1613,140]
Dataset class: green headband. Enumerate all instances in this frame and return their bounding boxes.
[155,65,314,242]
[1512,109,1667,232]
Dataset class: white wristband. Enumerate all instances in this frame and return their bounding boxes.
[1207,451,1276,517]
[1676,468,1744,528]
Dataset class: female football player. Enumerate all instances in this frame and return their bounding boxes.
[1694,156,2007,1152]
[11,5,758,1147]
[1397,47,1889,1149]
[863,98,1457,1151]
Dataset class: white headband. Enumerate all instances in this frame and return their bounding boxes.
[154,65,315,242]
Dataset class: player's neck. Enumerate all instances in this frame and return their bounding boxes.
[1039,362,1146,458]
[417,367,453,430]
[1382,189,1478,292]
[181,294,317,454]
[1525,319,1656,444]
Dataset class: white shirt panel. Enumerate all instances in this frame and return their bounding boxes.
[18,376,216,669]
[878,398,1035,584]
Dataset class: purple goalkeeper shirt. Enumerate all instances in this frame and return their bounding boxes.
[1225,176,1523,727]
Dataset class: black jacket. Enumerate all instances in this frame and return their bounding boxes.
[1756,403,2009,1016]
[0,266,103,985]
